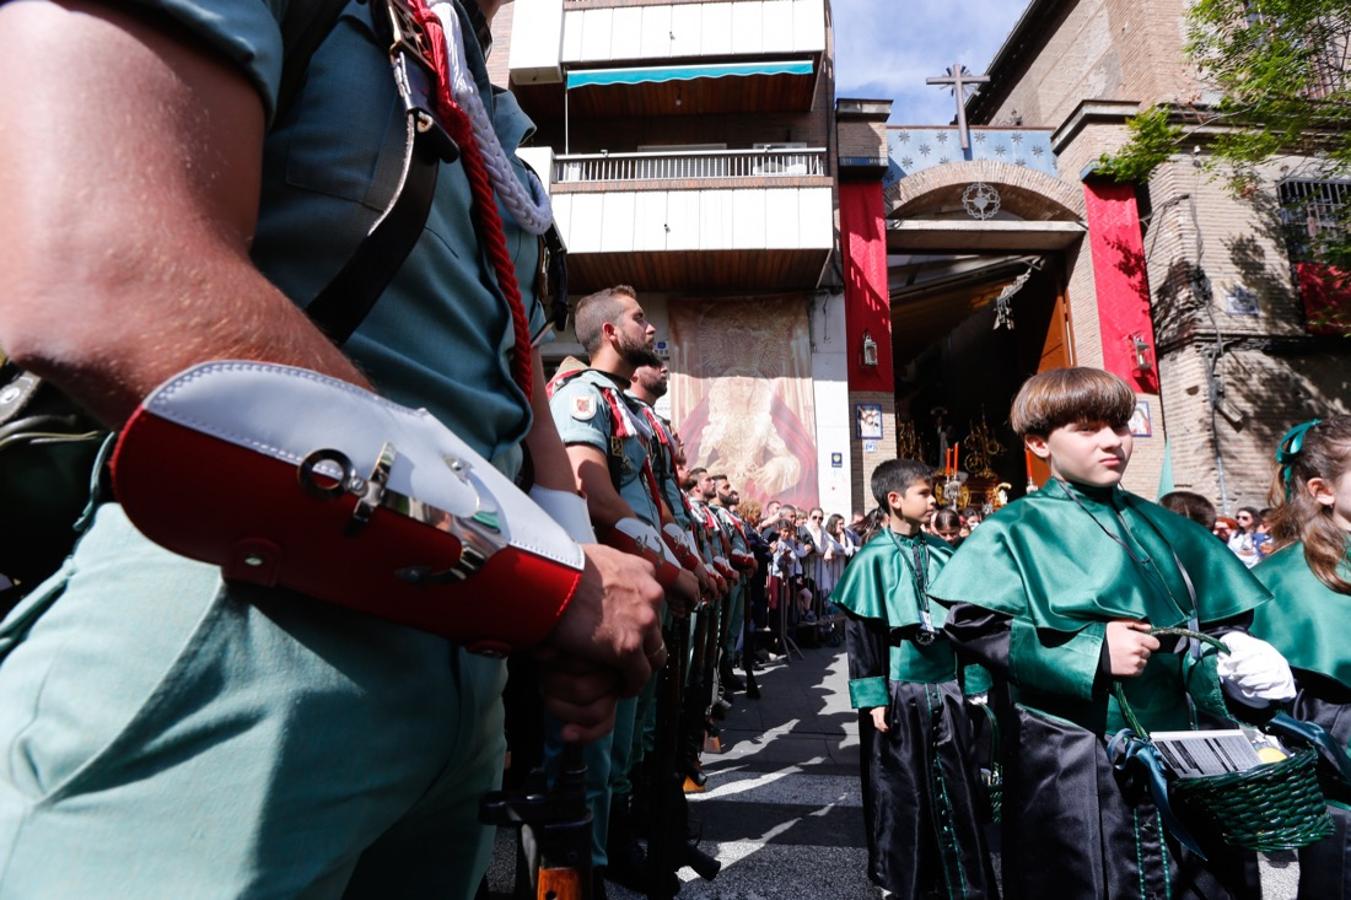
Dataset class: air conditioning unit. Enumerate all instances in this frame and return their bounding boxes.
[751,142,809,176]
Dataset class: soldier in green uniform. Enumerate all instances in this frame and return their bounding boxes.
[710,476,757,688]
[0,2,666,895]
[547,285,700,894]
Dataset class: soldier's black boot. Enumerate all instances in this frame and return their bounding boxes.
[719,661,745,692]
[605,793,649,893]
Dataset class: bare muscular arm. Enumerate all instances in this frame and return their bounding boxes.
[0,1,367,427]
[568,445,639,529]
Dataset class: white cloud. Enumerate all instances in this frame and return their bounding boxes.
[832,0,1029,123]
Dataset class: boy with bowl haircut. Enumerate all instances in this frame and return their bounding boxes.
[930,367,1289,899]
[833,458,997,899]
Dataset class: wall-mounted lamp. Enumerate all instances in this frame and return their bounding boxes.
[861,330,879,368]
[1130,334,1152,374]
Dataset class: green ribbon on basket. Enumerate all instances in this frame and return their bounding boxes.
[1267,711,1351,787]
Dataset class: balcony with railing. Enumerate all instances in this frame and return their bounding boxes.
[553,147,829,187]
[523,146,834,293]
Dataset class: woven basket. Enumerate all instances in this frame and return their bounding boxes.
[1115,627,1334,853]
[1170,748,1332,852]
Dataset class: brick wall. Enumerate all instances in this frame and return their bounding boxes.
[1159,343,1351,511]
[488,0,515,87]
[1142,155,1351,509]
[837,120,887,161]
[976,0,1201,131]
[977,0,1351,507]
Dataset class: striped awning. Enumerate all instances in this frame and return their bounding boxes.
[565,59,813,90]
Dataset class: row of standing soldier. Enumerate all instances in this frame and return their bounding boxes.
[505,284,757,899]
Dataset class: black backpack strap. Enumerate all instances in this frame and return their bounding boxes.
[302,0,460,346]
[275,0,351,127]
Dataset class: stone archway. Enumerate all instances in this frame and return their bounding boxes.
[887,160,1085,221]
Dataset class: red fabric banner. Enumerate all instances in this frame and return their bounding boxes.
[839,181,894,392]
[1083,181,1160,393]
[1295,262,1351,336]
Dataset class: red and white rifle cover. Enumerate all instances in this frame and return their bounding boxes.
[111,361,585,655]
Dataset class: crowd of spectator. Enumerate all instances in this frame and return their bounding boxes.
[732,500,998,657]
[736,488,1276,658]
[1160,491,1277,568]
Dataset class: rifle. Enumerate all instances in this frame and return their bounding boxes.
[480,743,593,900]
[681,601,713,787]
[645,614,722,899]
[741,578,761,700]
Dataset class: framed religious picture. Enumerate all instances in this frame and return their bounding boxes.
[855,403,884,440]
[1129,398,1153,437]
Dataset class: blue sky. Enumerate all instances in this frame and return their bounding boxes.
[832,0,1029,124]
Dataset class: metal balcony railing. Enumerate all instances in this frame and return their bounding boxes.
[553,147,828,184]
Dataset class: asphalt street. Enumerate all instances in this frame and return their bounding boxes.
[487,644,1302,899]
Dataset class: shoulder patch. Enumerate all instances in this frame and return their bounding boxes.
[571,394,597,420]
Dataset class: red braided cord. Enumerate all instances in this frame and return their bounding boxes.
[411,0,534,402]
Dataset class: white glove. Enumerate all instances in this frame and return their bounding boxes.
[662,522,699,567]
[1216,632,1297,708]
[616,516,682,570]
[529,486,596,545]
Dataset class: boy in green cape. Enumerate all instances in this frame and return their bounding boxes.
[929,368,1292,900]
[833,458,997,899]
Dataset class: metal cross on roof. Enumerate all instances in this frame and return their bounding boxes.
[926,63,990,152]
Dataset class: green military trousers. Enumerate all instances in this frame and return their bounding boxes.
[0,505,506,897]
[722,581,746,657]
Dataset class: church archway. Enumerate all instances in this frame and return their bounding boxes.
[888,160,1085,221]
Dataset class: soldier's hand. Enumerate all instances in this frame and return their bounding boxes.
[544,544,665,701]
[692,561,717,604]
[667,568,700,618]
[534,653,621,743]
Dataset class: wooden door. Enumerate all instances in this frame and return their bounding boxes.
[1026,282,1073,488]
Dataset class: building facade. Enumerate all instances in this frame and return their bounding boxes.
[492,0,1348,517]
[965,0,1351,512]
[493,0,858,515]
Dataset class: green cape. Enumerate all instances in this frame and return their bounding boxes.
[830,529,954,631]
[1252,541,1351,690]
[927,480,1271,634]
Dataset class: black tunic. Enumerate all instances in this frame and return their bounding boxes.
[838,531,998,899]
[931,484,1272,900]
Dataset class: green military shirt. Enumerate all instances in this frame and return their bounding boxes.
[139,0,549,475]
[628,396,690,528]
[551,369,661,528]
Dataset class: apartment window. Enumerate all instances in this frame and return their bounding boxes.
[1279,178,1351,335]
[1279,178,1350,262]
